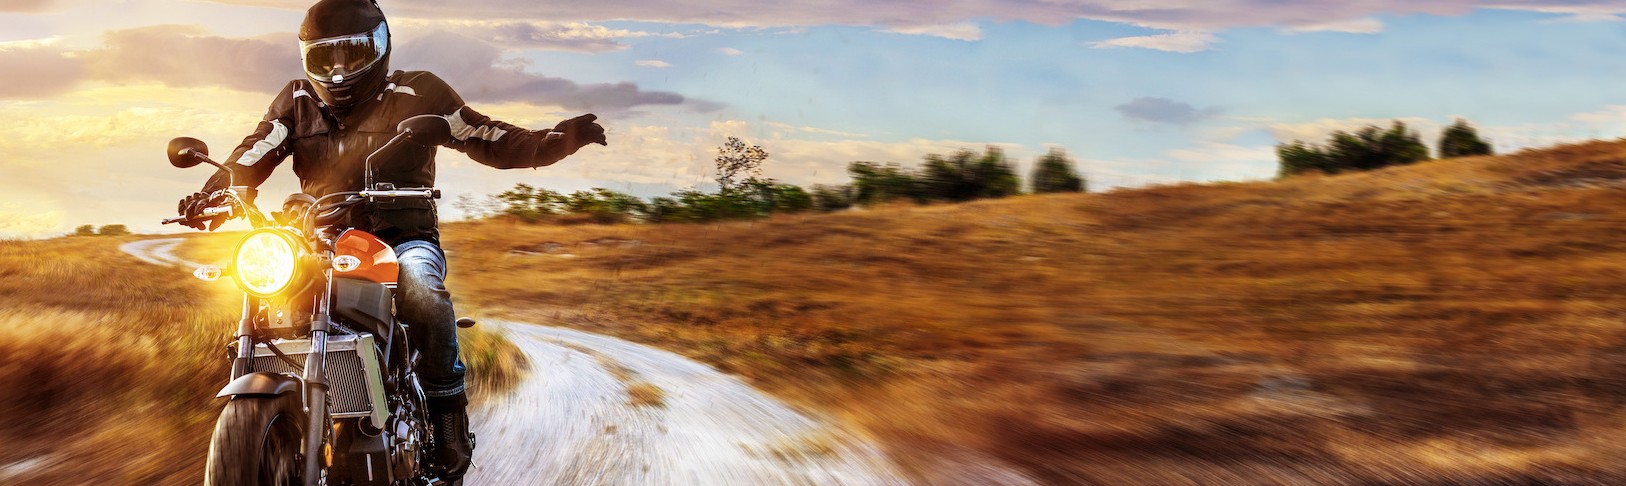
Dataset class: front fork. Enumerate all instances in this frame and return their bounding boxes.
[228,260,336,486]
[302,267,335,486]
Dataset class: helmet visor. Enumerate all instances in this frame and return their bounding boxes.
[300,21,388,83]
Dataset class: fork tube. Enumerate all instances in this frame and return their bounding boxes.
[302,268,334,485]
[230,295,255,379]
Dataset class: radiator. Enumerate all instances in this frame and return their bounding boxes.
[251,333,389,428]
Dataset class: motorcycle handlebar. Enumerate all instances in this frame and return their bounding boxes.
[359,189,440,199]
[161,205,232,225]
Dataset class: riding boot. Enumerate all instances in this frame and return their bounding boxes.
[426,392,475,481]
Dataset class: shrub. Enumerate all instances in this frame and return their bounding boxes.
[1438,118,1494,159]
[1031,148,1087,193]
[1279,121,1430,177]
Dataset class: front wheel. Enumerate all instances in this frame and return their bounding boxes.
[204,395,306,486]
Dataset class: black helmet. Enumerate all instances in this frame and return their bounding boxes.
[299,0,390,111]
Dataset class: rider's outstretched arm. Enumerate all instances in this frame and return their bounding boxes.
[201,81,304,191]
[443,106,577,169]
[405,72,599,169]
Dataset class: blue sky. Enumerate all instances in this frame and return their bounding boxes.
[5,0,1626,236]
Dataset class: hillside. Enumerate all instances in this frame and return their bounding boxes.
[439,140,1626,484]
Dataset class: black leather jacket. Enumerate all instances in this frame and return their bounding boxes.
[202,70,577,245]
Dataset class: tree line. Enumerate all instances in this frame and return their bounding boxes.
[1277,118,1494,177]
[460,137,1088,225]
[71,224,130,236]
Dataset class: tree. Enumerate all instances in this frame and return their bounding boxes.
[1278,121,1430,177]
[562,188,648,224]
[848,161,922,204]
[973,147,1022,199]
[493,183,565,221]
[1438,118,1494,158]
[1276,140,1333,178]
[714,137,769,191]
[810,184,853,212]
[770,184,813,213]
[97,224,130,236]
[1031,148,1086,193]
[74,225,96,236]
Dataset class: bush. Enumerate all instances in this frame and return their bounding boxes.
[921,147,1021,201]
[849,161,924,205]
[96,225,129,236]
[810,184,854,212]
[562,188,647,225]
[770,184,814,214]
[493,183,565,221]
[1031,148,1086,193]
[73,225,96,236]
[1439,118,1494,159]
[1279,121,1430,177]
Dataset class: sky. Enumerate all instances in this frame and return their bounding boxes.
[6,0,1626,237]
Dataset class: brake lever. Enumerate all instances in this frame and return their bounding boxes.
[160,205,233,225]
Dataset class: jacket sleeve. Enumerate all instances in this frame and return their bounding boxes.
[443,106,576,169]
[411,72,575,169]
[202,82,299,191]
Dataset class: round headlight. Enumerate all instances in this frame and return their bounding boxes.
[232,230,300,297]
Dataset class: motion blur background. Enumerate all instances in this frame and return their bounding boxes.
[11,0,1626,484]
[6,1,1626,236]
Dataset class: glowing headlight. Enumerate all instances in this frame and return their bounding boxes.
[232,230,300,297]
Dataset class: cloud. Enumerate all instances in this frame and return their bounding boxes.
[0,0,56,13]
[1090,31,1218,53]
[716,47,743,56]
[392,30,697,111]
[1115,97,1219,125]
[1285,17,1386,34]
[0,25,703,112]
[83,25,299,93]
[885,22,983,41]
[634,59,672,68]
[391,19,684,53]
[190,1,1626,39]
[0,43,84,99]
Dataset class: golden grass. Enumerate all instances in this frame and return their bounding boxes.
[0,233,525,483]
[0,236,234,484]
[439,140,1626,484]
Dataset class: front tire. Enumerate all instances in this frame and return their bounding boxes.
[204,395,306,486]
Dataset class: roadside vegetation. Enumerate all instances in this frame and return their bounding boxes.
[1277,117,1495,177]
[0,236,232,483]
[445,138,1626,483]
[457,137,1089,226]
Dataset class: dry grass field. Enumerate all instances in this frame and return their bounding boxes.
[440,140,1626,484]
[10,139,1626,484]
[0,234,524,483]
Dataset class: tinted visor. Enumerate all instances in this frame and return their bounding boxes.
[300,21,388,83]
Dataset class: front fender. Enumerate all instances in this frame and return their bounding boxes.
[217,371,301,399]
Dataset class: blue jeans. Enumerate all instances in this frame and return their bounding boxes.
[393,240,466,398]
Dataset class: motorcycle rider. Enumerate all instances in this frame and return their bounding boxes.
[175,0,607,480]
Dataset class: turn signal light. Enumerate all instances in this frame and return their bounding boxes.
[193,265,223,282]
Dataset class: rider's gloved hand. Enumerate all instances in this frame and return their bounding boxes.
[176,191,227,231]
[550,114,608,154]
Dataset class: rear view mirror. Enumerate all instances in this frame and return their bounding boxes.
[168,137,209,168]
[397,115,452,147]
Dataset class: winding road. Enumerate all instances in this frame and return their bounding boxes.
[121,237,908,485]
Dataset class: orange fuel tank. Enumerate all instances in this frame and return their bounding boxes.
[333,229,399,285]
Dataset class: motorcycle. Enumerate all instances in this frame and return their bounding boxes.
[164,115,472,486]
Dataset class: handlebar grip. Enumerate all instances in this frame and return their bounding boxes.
[160,206,232,225]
